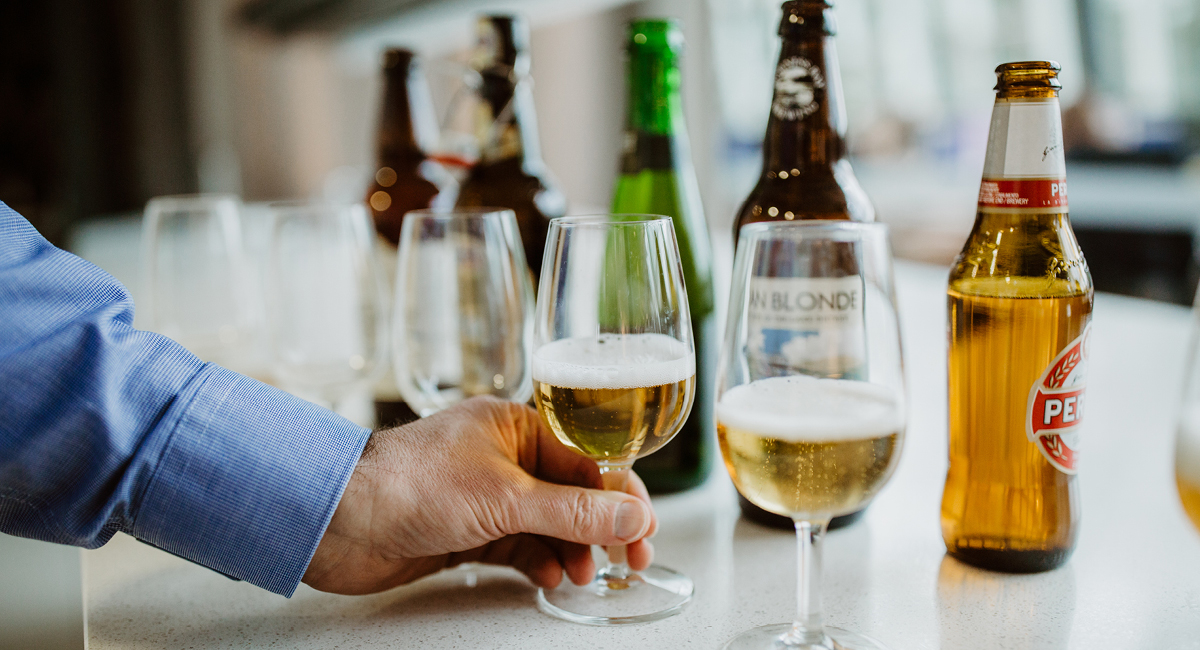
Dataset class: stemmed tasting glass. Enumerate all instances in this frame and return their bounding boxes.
[142,194,255,370]
[392,208,534,415]
[717,221,906,650]
[532,215,695,625]
[265,201,386,410]
[1176,291,1200,534]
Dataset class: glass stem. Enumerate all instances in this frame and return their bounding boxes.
[597,463,635,586]
[785,518,832,647]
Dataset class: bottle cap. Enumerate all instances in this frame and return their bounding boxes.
[779,0,836,36]
[994,61,1062,93]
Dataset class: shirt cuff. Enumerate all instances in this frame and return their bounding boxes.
[130,363,370,596]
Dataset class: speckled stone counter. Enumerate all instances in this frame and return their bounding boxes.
[85,263,1200,649]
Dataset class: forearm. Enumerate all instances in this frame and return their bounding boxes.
[0,204,370,595]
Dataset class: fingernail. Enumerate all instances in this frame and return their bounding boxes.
[614,501,648,541]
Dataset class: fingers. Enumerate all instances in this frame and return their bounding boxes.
[506,536,564,589]
[624,471,658,538]
[468,535,565,589]
[511,480,653,547]
[626,538,654,571]
[555,540,595,586]
[513,536,648,587]
[493,398,659,541]
[531,419,604,490]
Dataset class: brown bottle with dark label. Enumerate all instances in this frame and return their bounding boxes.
[732,0,875,531]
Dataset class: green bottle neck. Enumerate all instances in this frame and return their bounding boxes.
[625,50,684,138]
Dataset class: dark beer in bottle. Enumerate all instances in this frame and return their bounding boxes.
[365,48,454,428]
[456,15,566,278]
[612,19,715,493]
[943,61,1091,572]
[732,0,874,530]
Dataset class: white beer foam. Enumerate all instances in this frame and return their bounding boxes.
[1177,404,1200,484]
[717,375,903,442]
[533,334,695,390]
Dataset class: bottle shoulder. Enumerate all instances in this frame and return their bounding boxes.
[462,158,558,191]
[734,175,873,230]
[457,166,565,219]
[949,213,1092,297]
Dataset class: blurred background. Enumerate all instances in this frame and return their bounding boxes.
[3,0,1200,302]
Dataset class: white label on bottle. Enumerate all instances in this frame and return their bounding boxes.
[982,99,1066,179]
[771,57,825,121]
[745,276,866,378]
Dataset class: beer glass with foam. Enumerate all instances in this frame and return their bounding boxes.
[717,221,905,650]
[532,215,695,625]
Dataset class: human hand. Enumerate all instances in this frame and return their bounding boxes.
[302,396,658,595]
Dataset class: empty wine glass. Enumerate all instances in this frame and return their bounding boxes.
[265,201,386,409]
[392,208,534,415]
[141,194,254,369]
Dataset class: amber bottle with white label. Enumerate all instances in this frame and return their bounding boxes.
[732,0,873,243]
[732,0,875,531]
[942,61,1092,573]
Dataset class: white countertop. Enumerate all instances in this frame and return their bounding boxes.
[84,261,1200,649]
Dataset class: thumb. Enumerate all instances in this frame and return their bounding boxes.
[512,480,652,546]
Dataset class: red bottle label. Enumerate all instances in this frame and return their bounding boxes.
[978,178,1068,212]
[1026,325,1090,474]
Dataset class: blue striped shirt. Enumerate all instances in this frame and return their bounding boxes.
[0,203,370,596]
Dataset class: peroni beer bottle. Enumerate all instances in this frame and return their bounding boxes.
[942,61,1092,573]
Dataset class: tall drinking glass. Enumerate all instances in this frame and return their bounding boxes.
[532,215,695,625]
[1177,294,1200,534]
[142,194,254,368]
[718,221,905,650]
[392,208,534,415]
[265,201,386,409]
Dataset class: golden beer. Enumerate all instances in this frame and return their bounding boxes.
[942,62,1093,573]
[945,280,1090,568]
[1177,406,1200,532]
[533,334,695,462]
[717,376,902,519]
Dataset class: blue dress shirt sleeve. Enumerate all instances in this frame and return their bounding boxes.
[0,203,370,596]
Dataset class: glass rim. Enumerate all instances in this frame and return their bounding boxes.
[260,199,367,211]
[551,214,673,227]
[402,207,517,222]
[738,220,889,239]
[145,193,240,208]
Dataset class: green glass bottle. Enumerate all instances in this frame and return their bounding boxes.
[613,19,715,493]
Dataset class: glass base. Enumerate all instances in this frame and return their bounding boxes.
[536,564,693,625]
[722,624,889,650]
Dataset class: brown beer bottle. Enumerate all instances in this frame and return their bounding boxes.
[366,48,452,247]
[732,0,873,242]
[732,0,874,531]
[365,48,454,428]
[943,61,1092,572]
[456,15,566,278]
